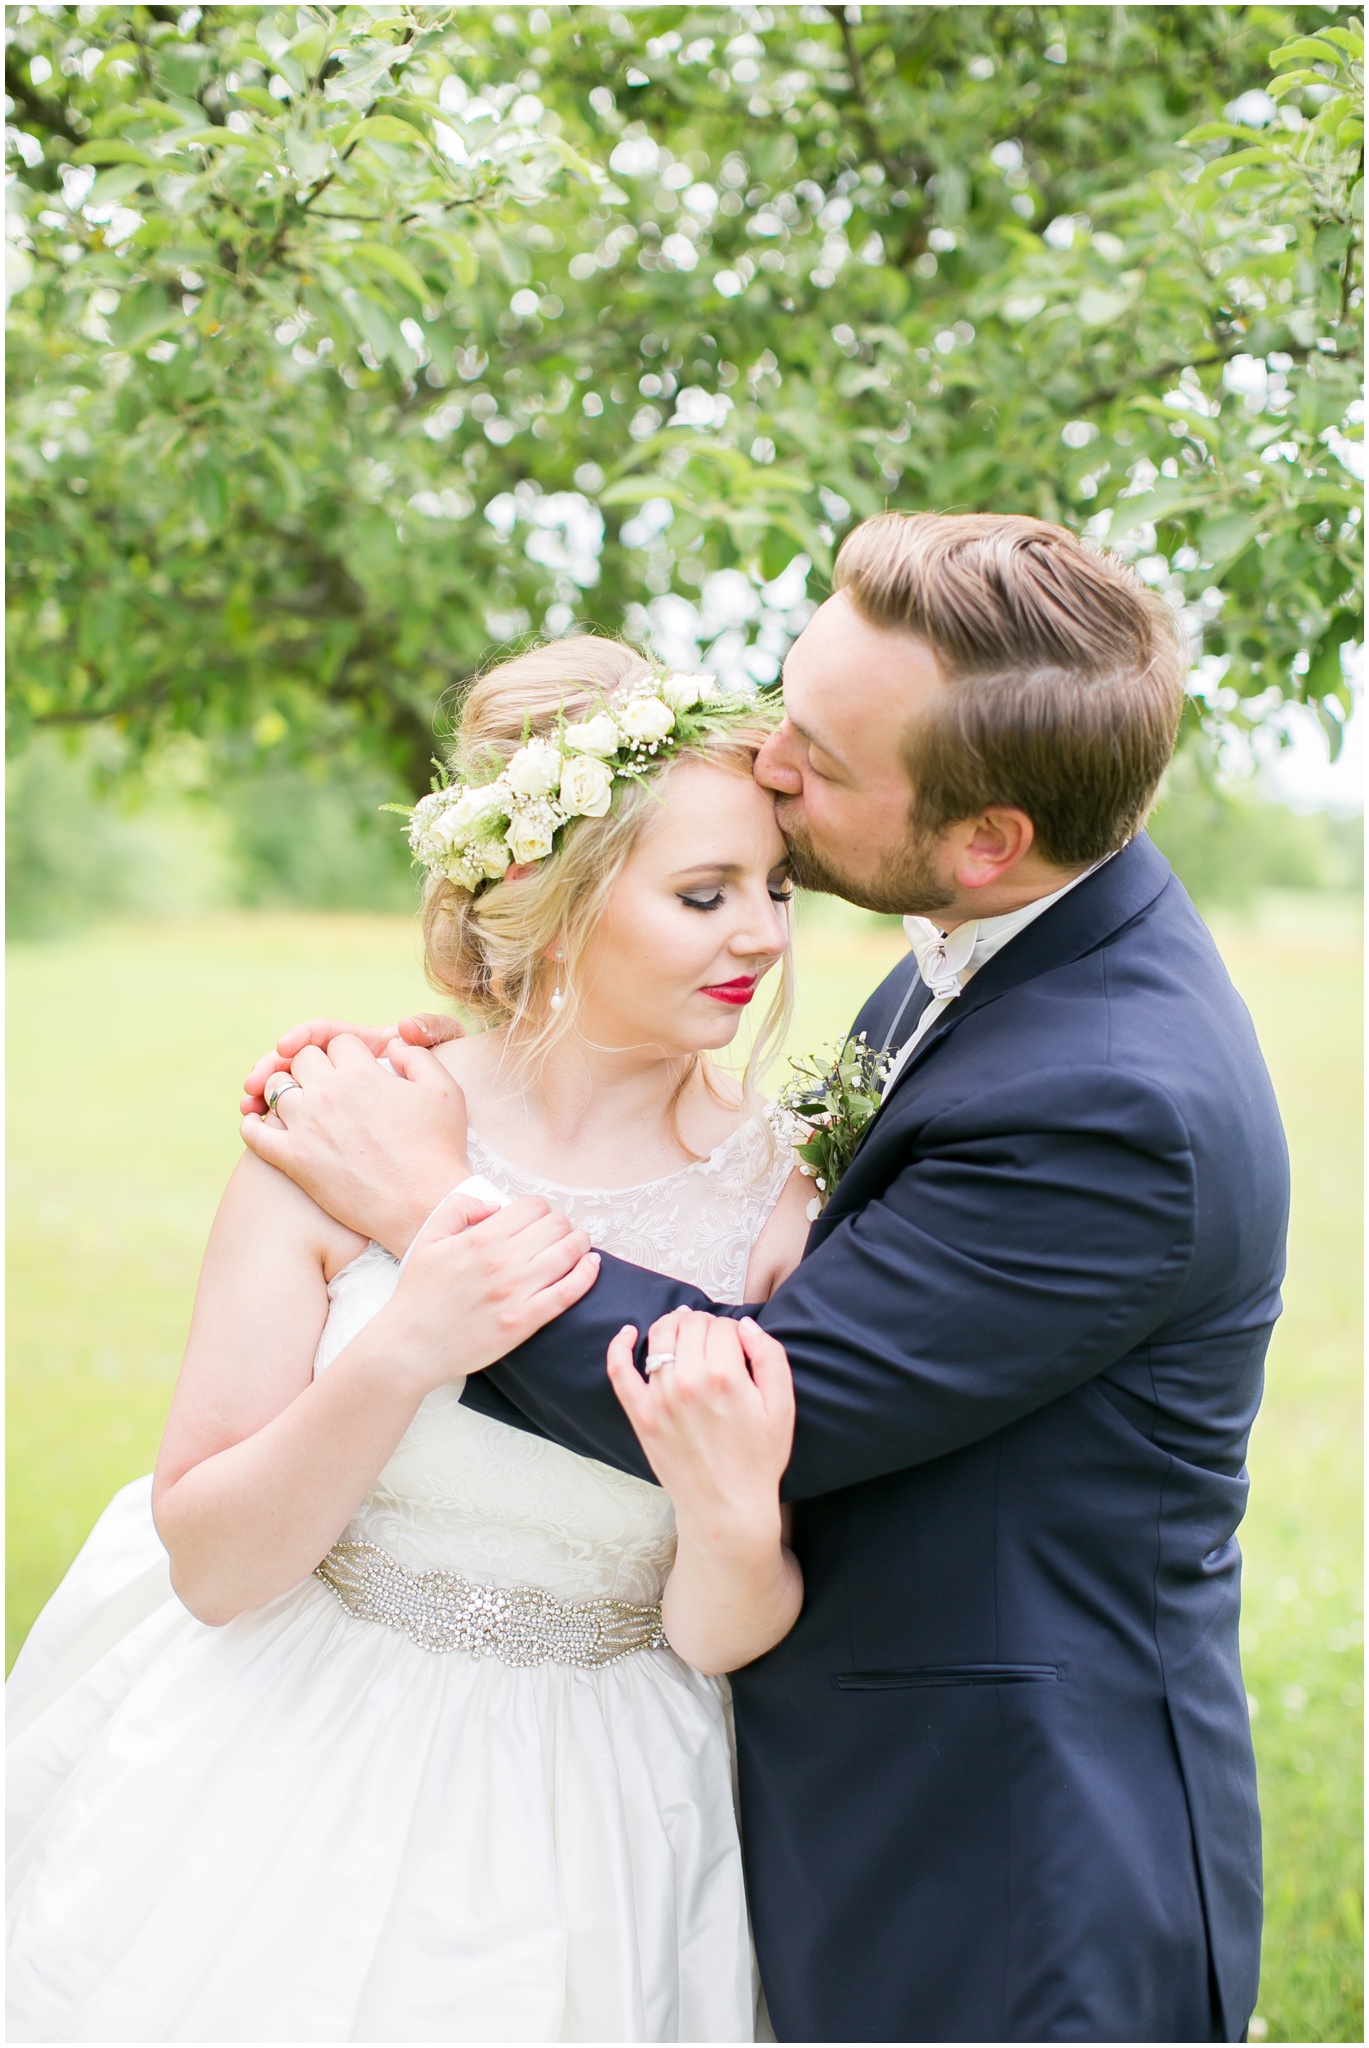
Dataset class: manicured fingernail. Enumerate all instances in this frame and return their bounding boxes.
[740,1316,759,1331]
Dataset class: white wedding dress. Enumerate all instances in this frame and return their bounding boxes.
[7,1115,795,2044]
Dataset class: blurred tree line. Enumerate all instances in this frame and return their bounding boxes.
[5,3,1363,929]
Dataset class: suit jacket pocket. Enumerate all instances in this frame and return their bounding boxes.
[834,1662,1059,1689]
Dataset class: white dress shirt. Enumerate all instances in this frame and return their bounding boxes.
[882,859,1111,1096]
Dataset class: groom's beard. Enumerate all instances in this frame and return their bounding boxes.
[779,808,956,919]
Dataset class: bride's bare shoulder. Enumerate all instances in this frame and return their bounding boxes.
[743,1164,812,1300]
[430,1027,503,1116]
[218,1147,368,1283]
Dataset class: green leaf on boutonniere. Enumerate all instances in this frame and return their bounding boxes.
[778,1033,895,1213]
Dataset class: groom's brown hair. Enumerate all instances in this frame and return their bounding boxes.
[833,511,1185,866]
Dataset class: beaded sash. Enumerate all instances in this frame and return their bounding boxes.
[316,1539,668,1668]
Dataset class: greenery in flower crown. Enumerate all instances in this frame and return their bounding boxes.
[389,670,776,893]
[779,1033,897,1213]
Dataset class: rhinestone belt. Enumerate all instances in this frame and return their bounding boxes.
[315,1539,668,1668]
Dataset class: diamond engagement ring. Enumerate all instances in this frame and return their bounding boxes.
[264,1074,301,1111]
[644,1351,676,1376]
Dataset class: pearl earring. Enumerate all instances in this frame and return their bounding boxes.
[550,959,565,1013]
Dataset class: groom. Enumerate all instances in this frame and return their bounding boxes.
[245,513,1288,2042]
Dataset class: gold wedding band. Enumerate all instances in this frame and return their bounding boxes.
[644,1351,676,1376]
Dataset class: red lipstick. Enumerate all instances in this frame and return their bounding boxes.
[700,977,758,1006]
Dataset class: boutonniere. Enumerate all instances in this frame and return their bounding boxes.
[778,1033,895,1218]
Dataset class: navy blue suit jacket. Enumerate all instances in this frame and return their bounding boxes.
[463,834,1288,2042]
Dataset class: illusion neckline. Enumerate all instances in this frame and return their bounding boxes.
[466,1111,771,1201]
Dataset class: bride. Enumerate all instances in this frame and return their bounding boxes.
[7,638,815,2043]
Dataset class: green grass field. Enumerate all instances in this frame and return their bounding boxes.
[7,893,1361,2041]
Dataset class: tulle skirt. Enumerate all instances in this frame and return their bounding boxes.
[7,1479,755,2042]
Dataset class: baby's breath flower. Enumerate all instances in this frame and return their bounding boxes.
[476,837,514,880]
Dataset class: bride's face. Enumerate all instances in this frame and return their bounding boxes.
[574,757,791,1057]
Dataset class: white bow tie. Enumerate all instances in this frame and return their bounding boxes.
[905,916,981,1003]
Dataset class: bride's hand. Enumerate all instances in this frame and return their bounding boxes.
[379,1190,600,1395]
[241,1034,472,1256]
[606,1309,795,1539]
[241,1012,465,1117]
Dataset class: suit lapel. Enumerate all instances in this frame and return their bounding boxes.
[805,837,1176,1245]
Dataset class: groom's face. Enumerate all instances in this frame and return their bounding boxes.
[755,591,954,916]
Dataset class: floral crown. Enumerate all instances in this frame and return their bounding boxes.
[395,669,774,893]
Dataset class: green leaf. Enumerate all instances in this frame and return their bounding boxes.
[108,281,181,352]
[285,134,332,184]
[1307,607,1364,701]
[1316,25,1364,57]
[157,125,262,155]
[340,114,432,154]
[1194,145,1280,183]
[1103,484,1208,543]
[600,479,689,509]
[548,135,604,186]
[761,525,802,582]
[260,438,305,515]
[338,285,409,368]
[1316,699,1346,761]
[195,461,228,530]
[1315,223,1354,269]
[72,141,162,169]
[353,241,431,304]
[157,43,210,97]
[1078,286,1132,327]
[1199,512,1261,566]
[85,164,153,210]
[448,234,479,288]
[1271,35,1352,69]
[1182,121,1261,146]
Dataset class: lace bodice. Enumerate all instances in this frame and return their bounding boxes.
[313,1112,796,1606]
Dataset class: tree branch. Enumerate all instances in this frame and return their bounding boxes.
[826,7,899,186]
[258,22,421,271]
[1078,338,1319,412]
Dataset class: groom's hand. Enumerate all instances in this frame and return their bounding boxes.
[240,1034,471,1258]
[240,1012,464,1117]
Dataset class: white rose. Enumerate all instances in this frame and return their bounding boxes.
[427,779,508,850]
[477,836,513,880]
[657,670,715,711]
[559,753,615,819]
[433,813,474,854]
[507,807,557,864]
[435,798,485,845]
[563,712,620,758]
[619,695,676,744]
[457,778,510,824]
[505,740,562,798]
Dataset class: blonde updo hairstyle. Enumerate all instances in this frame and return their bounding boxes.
[423,637,793,1139]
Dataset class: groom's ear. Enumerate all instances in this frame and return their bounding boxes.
[948,808,1036,889]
